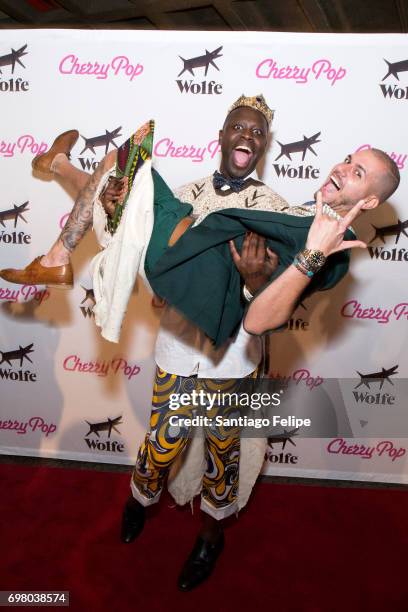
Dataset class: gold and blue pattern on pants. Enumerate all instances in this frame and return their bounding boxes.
[131,368,247,520]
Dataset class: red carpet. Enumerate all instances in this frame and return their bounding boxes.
[1,462,407,611]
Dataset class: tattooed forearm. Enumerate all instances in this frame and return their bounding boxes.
[60,151,117,252]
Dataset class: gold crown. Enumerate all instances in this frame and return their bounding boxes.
[228,94,274,126]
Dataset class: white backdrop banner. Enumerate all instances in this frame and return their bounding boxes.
[0,29,407,482]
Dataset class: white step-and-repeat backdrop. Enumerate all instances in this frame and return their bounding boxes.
[0,29,407,482]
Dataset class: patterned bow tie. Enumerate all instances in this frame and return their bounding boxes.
[213,171,249,193]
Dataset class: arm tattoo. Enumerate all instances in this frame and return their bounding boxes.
[60,155,115,252]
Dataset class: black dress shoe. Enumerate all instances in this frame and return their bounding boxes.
[177,532,224,591]
[120,497,145,543]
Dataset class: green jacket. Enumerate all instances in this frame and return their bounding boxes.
[147,207,353,348]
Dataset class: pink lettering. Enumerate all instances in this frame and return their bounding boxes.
[0,141,16,157]
[327,438,345,454]
[62,354,141,378]
[341,299,392,323]
[355,144,406,169]
[327,438,374,459]
[155,138,173,158]
[376,441,406,462]
[292,368,323,390]
[28,416,57,437]
[63,355,109,377]
[63,355,80,372]
[256,58,344,85]
[154,137,207,163]
[59,54,109,79]
[0,418,56,436]
[59,54,143,81]
[256,58,274,79]
[341,299,359,318]
[208,139,220,159]
[0,287,19,302]
[394,302,408,321]
[17,134,47,156]
[0,137,47,157]
[59,54,76,74]
[328,439,406,461]
[355,144,371,153]
[0,285,49,304]
[390,153,407,170]
[312,59,346,85]
[111,357,141,380]
[0,419,28,434]
[111,55,143,81]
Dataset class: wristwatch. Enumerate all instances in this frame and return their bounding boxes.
[298,249,327,273]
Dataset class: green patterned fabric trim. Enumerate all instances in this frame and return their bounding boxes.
[107,120,155,235]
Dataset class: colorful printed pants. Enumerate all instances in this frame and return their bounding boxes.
[131,367,249,520]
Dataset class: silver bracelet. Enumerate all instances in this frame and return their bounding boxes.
[242,284,254,302]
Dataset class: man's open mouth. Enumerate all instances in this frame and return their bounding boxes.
[330,174,341,190]
[322,173,342,195]
[232,145,253,168]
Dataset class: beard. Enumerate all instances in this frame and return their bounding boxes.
[314,189,354,210]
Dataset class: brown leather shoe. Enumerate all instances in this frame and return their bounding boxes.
[32,129,79,175]
[0,256,73,289]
